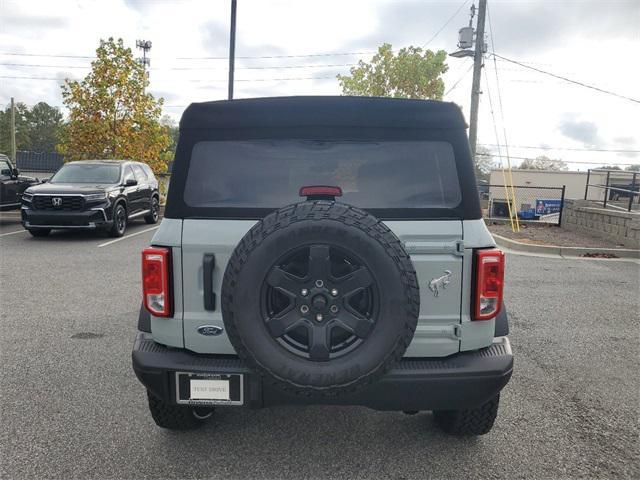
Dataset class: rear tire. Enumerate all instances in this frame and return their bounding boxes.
[144,197,160,224]
[27,228,50,237]
[109,203,127,237]
[146,390,214,430]
[433,395,500,436]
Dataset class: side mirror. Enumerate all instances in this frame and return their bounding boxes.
[125,178,138,187]
[12,168,19,177]
[41,178,48,183]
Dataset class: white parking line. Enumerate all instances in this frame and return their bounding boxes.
[0,229,27,237]
[97,226,160,248]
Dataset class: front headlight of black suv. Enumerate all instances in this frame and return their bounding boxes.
[21,192,33,203]
[84,192,107,202]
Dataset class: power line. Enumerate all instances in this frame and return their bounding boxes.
[483,64,506,168]
[0,52,94,59]
[0,74,336,82]
[487,3,514,172]
[422,0,469,48]
[479,143,640,154]
[0,63,89,69]
[491,53,640,105]
[170,63,353,71]
[177,51,375,60]
[0,50,373,60]
[0,61,355,71]
[444,63,473,96]
[0,75,60,80]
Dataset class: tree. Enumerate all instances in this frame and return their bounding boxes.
[519,155,568,171]
[625,164,640,172]
[474,146,496,180]
[337,43,448,99]
[26,102,63,152]
[58,37,170,172]
[0,102,31,155]
[159,115,179,163]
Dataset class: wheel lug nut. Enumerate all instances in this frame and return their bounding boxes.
[330,305,339,314]
[315,313,323,322]
[300,305,309,314]
[315,279,324,288]
[331,288,338,296]
[301,288,308,297]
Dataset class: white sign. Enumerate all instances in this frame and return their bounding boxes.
[190,379,230,400]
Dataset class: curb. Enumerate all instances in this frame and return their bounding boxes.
[492,233,640,259]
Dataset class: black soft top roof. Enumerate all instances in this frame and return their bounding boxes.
[179,96,467,130]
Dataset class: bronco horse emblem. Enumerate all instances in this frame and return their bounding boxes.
[428,270,452,297]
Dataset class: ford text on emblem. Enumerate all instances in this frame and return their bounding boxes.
[197,325,223,336]
[428,270,452,297]
[51,197,62,207]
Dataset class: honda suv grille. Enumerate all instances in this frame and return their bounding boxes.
[32,195,85,211]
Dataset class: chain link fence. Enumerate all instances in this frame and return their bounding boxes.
[481,184,566,225]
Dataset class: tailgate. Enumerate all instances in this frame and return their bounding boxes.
[386,220,463,357]
[180,219,464,358]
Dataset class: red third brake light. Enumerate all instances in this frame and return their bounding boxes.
[299,185,343,198]
[473,248,505,321]
[142,247,172,317]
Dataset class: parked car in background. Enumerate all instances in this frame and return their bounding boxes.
[0,153,40,211]
[21,159,160,237]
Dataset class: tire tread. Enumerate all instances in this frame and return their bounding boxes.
[434,395,500,436]
[221,201,419,397]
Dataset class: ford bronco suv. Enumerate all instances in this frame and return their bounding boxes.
[132,96,512,436]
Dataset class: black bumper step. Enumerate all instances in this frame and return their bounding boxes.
[132,332,513,411]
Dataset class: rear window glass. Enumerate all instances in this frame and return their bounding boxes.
[184,140,461,209]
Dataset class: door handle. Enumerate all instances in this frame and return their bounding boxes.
[203,254,216,311]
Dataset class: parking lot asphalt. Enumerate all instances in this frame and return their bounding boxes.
[1,213,639,480]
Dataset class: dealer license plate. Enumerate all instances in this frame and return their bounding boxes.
[175,372,243,406]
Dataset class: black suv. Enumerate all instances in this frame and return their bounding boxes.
[21,159,160,237]
[0,154,40,211]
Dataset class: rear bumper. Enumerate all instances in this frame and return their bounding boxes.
[21,207,111,229]
[132,332,513,411]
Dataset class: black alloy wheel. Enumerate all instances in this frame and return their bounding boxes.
[262,244,378,362]
[109,204,127,237]
[145,197,160,224]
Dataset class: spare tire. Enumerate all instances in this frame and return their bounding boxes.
[221,201,419,396]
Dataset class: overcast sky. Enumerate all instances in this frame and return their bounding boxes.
[1,0,639,170]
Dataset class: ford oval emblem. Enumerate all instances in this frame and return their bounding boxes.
[197,325,224,336]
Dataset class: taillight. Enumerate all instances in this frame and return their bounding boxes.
[473,248,505,321]
[299,185,343,198]
[142,246,172,317]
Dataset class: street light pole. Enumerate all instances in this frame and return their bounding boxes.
[228,0,237,100]
[468,0,487,161]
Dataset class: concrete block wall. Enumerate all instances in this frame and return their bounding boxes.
[561,199,640,248]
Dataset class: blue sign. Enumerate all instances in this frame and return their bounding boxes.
[535,199,561,215]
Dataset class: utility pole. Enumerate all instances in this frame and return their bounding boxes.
[10,97,16,163]
[228,0,237,100]
[468,0,487,160]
